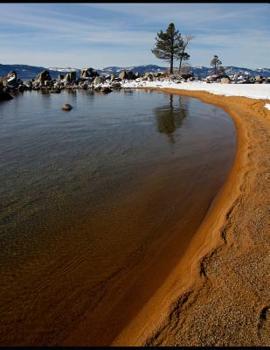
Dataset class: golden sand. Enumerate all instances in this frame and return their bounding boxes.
[112,89,270,346]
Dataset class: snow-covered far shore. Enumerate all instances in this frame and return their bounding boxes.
[122,80,270,110]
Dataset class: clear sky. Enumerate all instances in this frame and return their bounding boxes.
[0,3,269,69]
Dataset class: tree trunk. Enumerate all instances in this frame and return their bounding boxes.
[170,55,173,74]
[170,36,174,74]
[178,57,183,73]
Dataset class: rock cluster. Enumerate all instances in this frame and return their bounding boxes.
[204,73,270,84]
[0,67,145,98]
[1,67,269,103]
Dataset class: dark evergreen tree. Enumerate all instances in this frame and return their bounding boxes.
[152,23,183,74]
[210,55,222,75]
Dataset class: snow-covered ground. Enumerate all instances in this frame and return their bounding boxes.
[122,80,270,110]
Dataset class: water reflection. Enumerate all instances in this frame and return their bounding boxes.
[154,95,188,144]
[66,89,78,105]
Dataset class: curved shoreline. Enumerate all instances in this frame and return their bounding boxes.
[112,89,270,345]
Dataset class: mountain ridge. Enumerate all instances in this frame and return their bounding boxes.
[1,63,270,80]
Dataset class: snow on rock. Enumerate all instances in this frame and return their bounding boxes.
[122,80,270,101]
[265,103,270,110]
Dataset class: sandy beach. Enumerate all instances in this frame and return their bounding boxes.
[112,88,270,346]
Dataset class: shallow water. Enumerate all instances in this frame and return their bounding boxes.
[0,89,236,345]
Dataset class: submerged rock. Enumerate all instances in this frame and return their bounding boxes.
[62,103,73,111]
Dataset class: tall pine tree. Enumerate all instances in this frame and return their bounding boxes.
[210,55,222,75]
[152,23,183,74]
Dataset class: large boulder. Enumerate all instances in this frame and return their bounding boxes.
[119,70,128,80]
[221,77,231,84]
[111,81,122,89]
[80,68,99,79]
[93,76,104,85]
[118,70,136,80]
[0,81,13,101]
[255,75,263,83]
[142,72,154,81]
[180,73,194,80]
[0,71,19,91]
[64,71,77,83]
[35,70,52,85]
[206,74,219,82]
[3,71,18,88]
[127,71,136,80]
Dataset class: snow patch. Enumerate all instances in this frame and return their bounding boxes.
[122,80,270,101]
[265,103,270,110]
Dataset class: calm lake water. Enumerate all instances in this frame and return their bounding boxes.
[0,89,236,345]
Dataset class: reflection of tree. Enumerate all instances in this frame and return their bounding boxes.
[154,94,188,144]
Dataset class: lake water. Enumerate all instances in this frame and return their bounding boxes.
[0,89,236,345]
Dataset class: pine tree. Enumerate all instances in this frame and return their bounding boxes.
[152,23,183,74]
[210,55,222,75]
[177,35,193,74]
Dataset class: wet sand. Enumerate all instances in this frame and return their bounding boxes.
[112,89,270,346]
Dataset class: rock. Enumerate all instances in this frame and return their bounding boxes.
[25,81,32,89]
[64,71,77,83]
[62,103,72,111]
[111,82,121,89]
[1,71,18,91]
[221,77,231,84]
[206,74,219,82]
[80,68,99,79]
[119,70,128,80]
[118,70,136,80]
[4,71,18,88]
[255,75,263,83]
[93,76,104,85]
[81,82,89,90]
[101,86,112,94]
[127,71,136,80]
[18,85,26,92]
[0,82,13,101]
[181,73,194,80]
[112,77,121,82]
[144,72,153,79]
[35,70,52,85]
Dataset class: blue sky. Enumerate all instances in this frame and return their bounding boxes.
[0,3,269,69]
